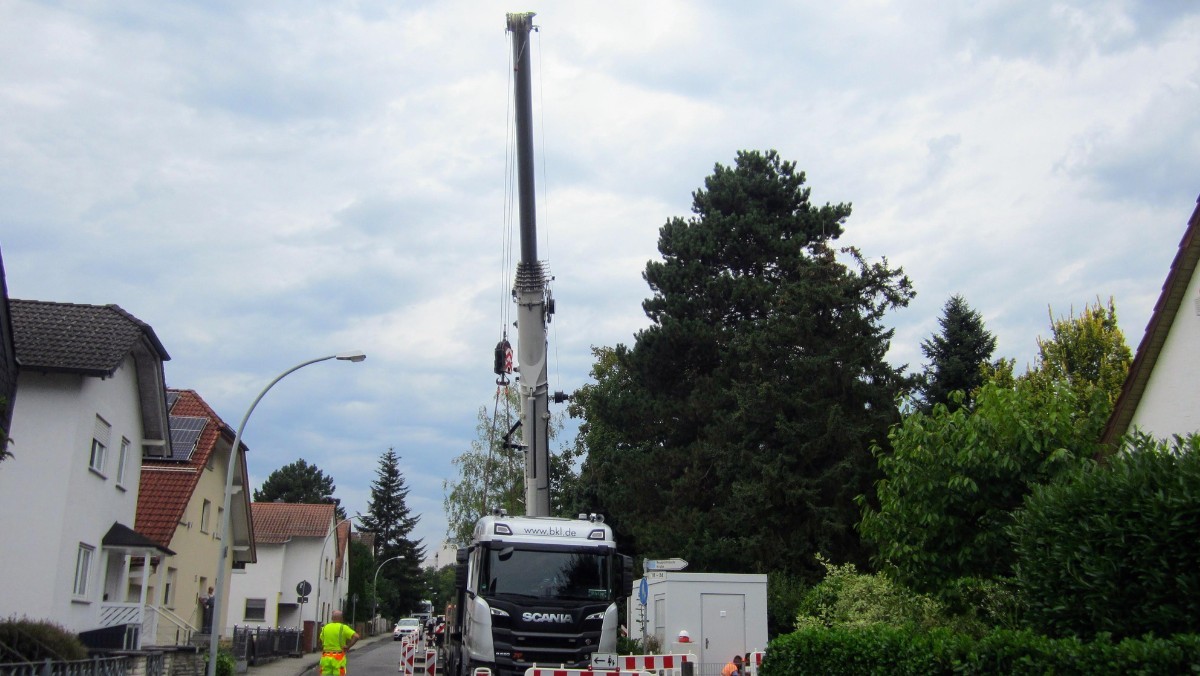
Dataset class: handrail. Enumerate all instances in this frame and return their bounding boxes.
[153,605,198,645]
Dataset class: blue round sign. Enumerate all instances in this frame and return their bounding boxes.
[638,577,648,606]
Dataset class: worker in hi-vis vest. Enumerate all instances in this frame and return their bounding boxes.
[319,610,360,676]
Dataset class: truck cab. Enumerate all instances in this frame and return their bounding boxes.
[447,512,633,676]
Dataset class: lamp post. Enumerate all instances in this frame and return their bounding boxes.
[372,554,405,629]
[312,514,366,646]
[206,352,366,676]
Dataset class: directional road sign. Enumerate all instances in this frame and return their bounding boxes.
[296,580,313,596]
[644,558,688,571]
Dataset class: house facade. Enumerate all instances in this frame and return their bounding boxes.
[228,503,349,642]
[0,300,172,647]
[1103,196,1200,444]
[135,388,256,646]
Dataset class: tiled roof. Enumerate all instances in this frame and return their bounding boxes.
[351,531,376,556]
[10,299,169,374]
[137,389,235,548]
[252,502,335,545]
[1102,195,1200,445]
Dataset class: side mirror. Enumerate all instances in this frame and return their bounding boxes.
[455,548,470,592]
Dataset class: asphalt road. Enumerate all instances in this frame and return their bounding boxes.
[295,637,424,676]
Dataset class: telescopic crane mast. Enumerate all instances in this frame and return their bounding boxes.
[507,11,552,518]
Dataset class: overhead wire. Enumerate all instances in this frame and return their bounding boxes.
[484,23,520,518]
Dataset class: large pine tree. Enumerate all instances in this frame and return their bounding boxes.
[360,448,426,619]
[917,294,996,412]
[574,150,914,581]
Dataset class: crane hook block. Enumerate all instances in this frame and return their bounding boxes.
[494,340,513,376]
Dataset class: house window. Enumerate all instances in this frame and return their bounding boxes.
[215,507,224,539]
[73,544,94,598]
[244,598,266,622]
[90,416,111,475]
[165,568,177,608]
[200,499,212,533]
[116,438,130,487]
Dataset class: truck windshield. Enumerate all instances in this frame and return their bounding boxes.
[480,547,613,602]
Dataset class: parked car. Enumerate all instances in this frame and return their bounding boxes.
[393,617,421,641]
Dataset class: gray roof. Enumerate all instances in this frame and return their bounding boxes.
[10,300,170,375]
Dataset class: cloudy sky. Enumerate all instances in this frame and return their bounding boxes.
[3,1,1198,564]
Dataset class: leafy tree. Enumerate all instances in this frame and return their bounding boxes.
[859,381,1096,592]
[359,448,426,619]
[253,458,345,519]
[443,387,579,545]
[575,150,915,580]
[859,300,1132,592]
[917,295,996,412]
[1021,298,1131,413]
[422,564,457,616]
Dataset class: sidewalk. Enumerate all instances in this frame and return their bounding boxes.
[245,631,392,676]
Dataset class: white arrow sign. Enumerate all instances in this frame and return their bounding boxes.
[644,558,688,571]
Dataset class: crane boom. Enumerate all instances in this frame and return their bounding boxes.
[506,11,551,517]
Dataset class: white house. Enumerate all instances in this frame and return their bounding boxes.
[0,300,172,649]
[228,503,349,647]
[1103,195,1200,444]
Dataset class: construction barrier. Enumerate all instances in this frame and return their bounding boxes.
[524,669,651,676]
[619,653,694,674]
[424,647,438,676]
[399,635,416,675]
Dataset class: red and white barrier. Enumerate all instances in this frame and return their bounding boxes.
[524,669,650,676]
[424,648,437,676]
[619,654,694,674]
[399,635,416,675]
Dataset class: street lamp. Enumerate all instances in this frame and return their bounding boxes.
[206,352,366,676]
[372,554,406,628]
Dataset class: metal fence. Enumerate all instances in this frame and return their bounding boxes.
[0,656,133,676]
[230,626,303,665]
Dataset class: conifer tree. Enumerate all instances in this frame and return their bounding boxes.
[917,294,996,411]
[575,150,914,580]
[360,448,425,618]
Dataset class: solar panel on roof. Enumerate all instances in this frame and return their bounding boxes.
[168,416,208,461]
[166,391,180,411]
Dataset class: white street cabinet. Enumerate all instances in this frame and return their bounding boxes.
[627,572,768,667]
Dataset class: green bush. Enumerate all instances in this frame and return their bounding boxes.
[204,648,235,676]
[0,618,88,662]
[761,625,1200,675]
[795,556,945,633]
[1010,432,1200,639]
[936,576,1024,632]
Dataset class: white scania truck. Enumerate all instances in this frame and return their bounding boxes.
[444,14,633,675]
[446,511,633,675]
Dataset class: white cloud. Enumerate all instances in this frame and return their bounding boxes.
[3,0,1198,564]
